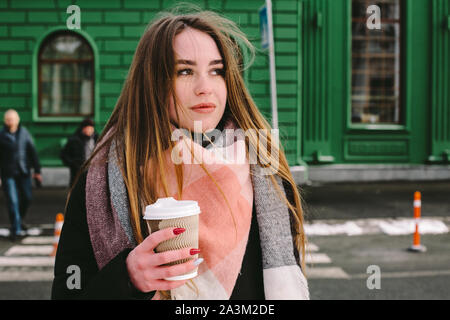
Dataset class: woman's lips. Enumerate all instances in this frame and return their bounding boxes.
[190,103,216,113]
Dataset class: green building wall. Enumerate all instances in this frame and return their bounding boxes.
[1,0,449,169]
[0,0,300,167]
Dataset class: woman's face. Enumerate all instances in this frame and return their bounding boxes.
[169,28,227,133]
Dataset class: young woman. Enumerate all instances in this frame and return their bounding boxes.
[51,8,309,300]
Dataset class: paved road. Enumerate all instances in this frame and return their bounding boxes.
[0,181,449,300]
[1,231,448,300]
[0,187,65,300]
[301,180,450,220]
[302,180,450,299]
[306,233,450,299]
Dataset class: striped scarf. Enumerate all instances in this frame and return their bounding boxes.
[86,122,309,300]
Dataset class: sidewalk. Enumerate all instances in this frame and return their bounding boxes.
[301,180,450,221]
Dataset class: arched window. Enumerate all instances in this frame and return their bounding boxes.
[38,31,94,117]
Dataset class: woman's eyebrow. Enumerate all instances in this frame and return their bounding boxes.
[176,59,224,66]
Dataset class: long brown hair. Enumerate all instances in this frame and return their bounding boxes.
[69,6,307,299]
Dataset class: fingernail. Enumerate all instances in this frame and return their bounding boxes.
[173,228,185,235]
[190,248,201,255]
[193,258,204,266]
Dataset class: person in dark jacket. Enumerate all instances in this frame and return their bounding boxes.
[60,118,98,187]
[0,109,42,240]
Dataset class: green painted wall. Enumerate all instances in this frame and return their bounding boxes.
[1,0,301,166]
[300,0,447,165]
[429,0,450,162]
[0,0,449,167]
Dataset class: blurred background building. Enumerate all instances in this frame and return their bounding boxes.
[0,0,449,185]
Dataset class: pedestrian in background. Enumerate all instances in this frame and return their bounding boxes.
[60,118,98,187]
[0,109,42,240]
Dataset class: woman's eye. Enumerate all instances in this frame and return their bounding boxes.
[177,69,192,76]
[212,68,225,76]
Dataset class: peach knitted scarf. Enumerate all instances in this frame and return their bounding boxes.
[152,120,253,299]
[86,121,309,300]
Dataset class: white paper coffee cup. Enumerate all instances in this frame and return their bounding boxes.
[144,197,201,281]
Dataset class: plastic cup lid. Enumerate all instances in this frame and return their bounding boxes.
[144,197,201,220]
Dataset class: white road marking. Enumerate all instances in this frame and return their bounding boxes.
[0,270,54,282]
[306,267,350,279]
[0,228,10,237]
[0,234,56,282]
[351,269,450,279]
[305,217,449,236]
[24,228,43,236]
[306,242,319,252]
[305,221,363,236]
[21,236,54,245]
[377,218,449,235]
[5,245,53,256]
[0,257,55,267]
[306,253,332,264]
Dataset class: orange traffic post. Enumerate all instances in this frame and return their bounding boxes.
[50,213,64,256]
[408,191,426,252]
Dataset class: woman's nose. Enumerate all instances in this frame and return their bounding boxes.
[194,74,212,96]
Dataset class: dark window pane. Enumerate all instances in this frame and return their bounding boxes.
[40,34,93,60]
[39,32,94,117]
[351,0,401,124]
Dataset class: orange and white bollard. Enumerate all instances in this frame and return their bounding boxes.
[50,213,64,256]
[408,191,426,252]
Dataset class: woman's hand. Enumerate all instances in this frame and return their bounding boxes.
[126,227,201,293]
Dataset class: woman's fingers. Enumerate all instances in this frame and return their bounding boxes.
[151,258,201,280]
[126,227,202,293]
[139,227,184,253]
[150,247,197,266]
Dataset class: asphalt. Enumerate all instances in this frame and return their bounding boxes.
[0,180,449,300]
[0,186,69,229]
[300,180,450,221]
[307,233,450,300]
[1,179,449,229]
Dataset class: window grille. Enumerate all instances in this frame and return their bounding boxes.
[351,0,402,124]
[38,31,94,117]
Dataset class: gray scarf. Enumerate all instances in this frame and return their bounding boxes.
[86,135,309,300]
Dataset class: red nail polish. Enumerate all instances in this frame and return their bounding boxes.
[173,228,185,235]
[190,248,201,255]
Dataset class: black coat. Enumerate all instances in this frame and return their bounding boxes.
[60,130,98,185]
[51,171,154,299]
[0,125,41,178]
[51,171,264,300]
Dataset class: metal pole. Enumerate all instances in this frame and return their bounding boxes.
[266,0,278,130]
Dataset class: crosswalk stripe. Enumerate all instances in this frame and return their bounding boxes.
[350,269,450,279]
[306,242,319,252]
[0,234,56,282]
[305,253,332,264]
[0,270,54,282]
[5,245,53,256]
[305,217,449,236]
[0,257,55,267]
[306,267,350,279]
[21,236,54,245]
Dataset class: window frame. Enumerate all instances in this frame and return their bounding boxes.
[32,27,100,123]
[346,0,411,132]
